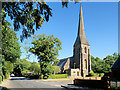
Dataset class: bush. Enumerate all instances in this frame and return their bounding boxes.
[2,75,5,81]
[6,74,10,79]
[0,76,2,84]
[48,74,68,79]
[87,70,104,77]
[29,75,40,79]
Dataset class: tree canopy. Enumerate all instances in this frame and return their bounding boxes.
[1,10,21,80]
[2,2,52,41]
[2,10,21,63]
[29,34,62,78]
[91,53,119,73]
[2,1,78,41]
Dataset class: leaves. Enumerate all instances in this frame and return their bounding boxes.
[29,34,62,78]
[91,53,119,73]
[2,10,21,63]
[2,2,52,42]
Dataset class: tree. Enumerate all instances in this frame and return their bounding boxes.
[29,34,62,79]
[53,66,61,74]
[13,65,22,77]
[2,1,78,41]
[29,62,41,75]
[2,10,21,63]
[91,53,119,73]
[91,56,104,73]
[103,53,119,73]
[2,2,52,41]
[13,58,31,76]
[1,10,21,79]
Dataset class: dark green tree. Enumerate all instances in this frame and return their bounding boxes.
[2,1,79,41]
[2,10,21,78]
[2,10,21,63]
[2,2,52,41]
[13,65,22,77]
[29,62,41,75]
[29,34,62,79]
[91,53,119,73]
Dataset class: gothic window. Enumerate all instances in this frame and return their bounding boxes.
[88,49,90,54]
[85,59,87,69]
[85,47,87,53]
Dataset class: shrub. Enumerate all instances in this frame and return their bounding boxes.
[2,75,5,81]
[87,70,104,77]
[6,74,10,79]
[29,75,40,79]
[48,74,68,79]
[0,76,2,84]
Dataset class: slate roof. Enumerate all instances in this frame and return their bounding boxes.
[58,56,73,69]
[57,58,68,69]
[111,56,120,69]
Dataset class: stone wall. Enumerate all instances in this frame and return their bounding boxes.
[74,78,109,89]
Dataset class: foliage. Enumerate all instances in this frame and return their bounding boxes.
[91,53,119,73]
[3,61,13,74]
[48,74,68,79]
[87,70,104,77]
[2,10,21,63]
[29,34,62,79]
[0,76,1,84]
[29,75,40,79]
[13,58,31,76]
[2,1,80,41]
[13,65,22,77]
[53,66,61,74]
[2,2,52,41]
[29,62,41,75]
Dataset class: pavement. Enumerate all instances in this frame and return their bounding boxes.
[0,77,74,89]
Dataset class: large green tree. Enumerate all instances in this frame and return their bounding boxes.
[2,2,52,41]
[1,10,21,78]
[29,62,41,75]
[2,10,21,63]
[2,1,78,41]
[13,58,31,76]
[29,34,62,78]
[91,53,119,73]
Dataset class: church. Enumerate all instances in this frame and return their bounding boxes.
[58,4,91,77]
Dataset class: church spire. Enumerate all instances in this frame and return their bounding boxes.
[74,4,89,46]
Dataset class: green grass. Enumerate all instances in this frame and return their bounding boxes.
[48,74,68,79]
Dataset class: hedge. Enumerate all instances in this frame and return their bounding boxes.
[48,74,68,79]
[87,71,104,77]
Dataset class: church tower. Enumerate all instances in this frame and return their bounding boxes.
[73,4,91,77]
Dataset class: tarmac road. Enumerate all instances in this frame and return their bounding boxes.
[5,77,73,90]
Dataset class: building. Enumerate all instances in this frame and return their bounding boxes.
[58,4,91,77]
[111,56,120,78]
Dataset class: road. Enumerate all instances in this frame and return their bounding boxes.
[1,77,73,89]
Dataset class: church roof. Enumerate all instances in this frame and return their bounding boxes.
[57,58,68,68]
[111,56,120,69]
[74,4,89,46]
[57,56,73,69]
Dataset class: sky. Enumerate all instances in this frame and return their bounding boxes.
[7,2,118,62]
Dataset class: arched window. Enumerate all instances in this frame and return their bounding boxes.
[85,59,87,69]
[85,47,87,53]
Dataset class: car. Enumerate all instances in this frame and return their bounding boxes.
[11,73,15,77]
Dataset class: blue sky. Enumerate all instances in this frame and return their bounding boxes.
[7,2,118,62]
